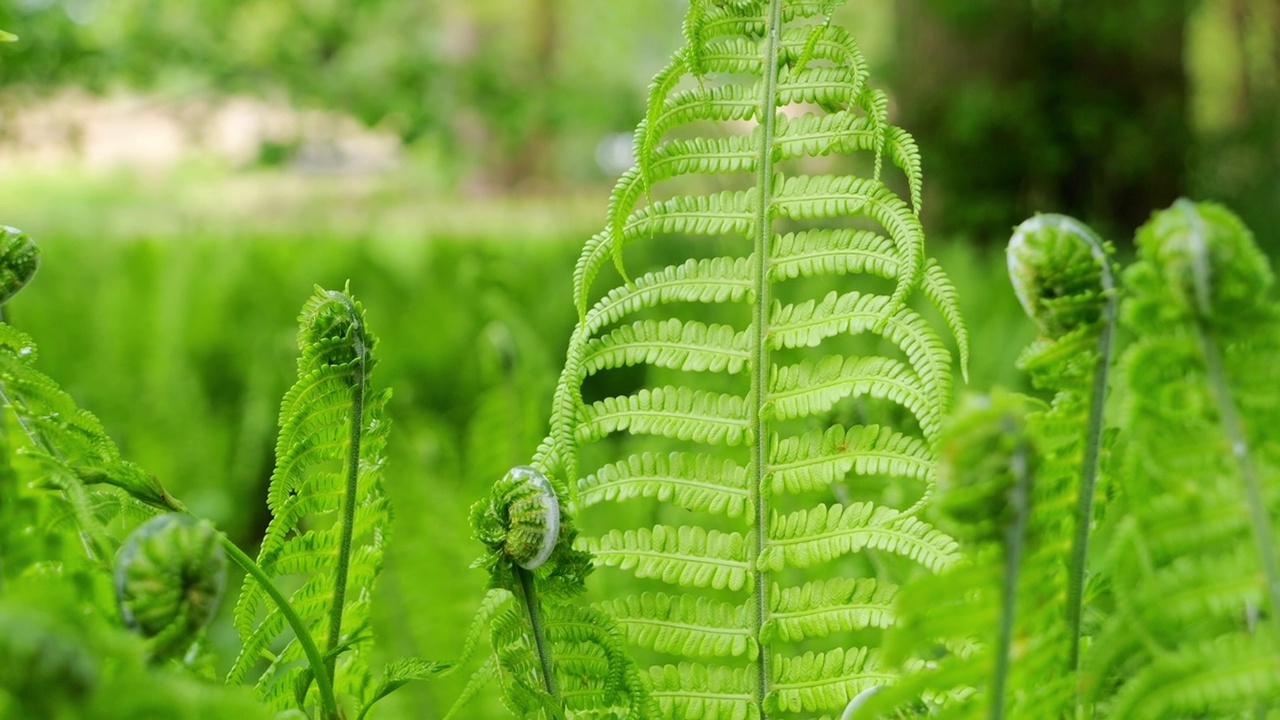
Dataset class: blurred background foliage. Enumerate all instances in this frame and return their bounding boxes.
[0,0,1275,716]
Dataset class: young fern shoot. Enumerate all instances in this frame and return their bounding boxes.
[229,287,396,718]
[466,465,655,719]
[498,1,967,717]
[1086,201,1280,717]
[1007,214,1118,676]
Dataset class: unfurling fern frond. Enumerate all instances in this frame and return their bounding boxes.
[0,228,178,571]
[514,2,966,717]
[1086,201,1280,717]
[229,287,394,716]
[114,513,226,662]
[462,465,655,720]
[863,391,1045,720]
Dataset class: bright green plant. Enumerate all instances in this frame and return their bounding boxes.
[0,229,446,719]
[464,1,969,717]
[1084,200,1280,717]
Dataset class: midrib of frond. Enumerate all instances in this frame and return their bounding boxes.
[749,0,783,714]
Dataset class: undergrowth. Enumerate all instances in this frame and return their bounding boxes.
[1,2,1277,719]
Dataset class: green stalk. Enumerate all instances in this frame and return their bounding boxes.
[1066,242,1117,675]
[219,533,340,720]
[515,564,563,716]
[1198,328,1280,642]
[749,1,783,715]
[1179,200,1280,643]
[325,291,367,685]
[993,432,1032,720]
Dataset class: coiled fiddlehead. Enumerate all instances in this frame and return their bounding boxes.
[1008,214,1118,685]
[474,465,562,572]
[114,513,226,662]
[0,226,39,307]
[465,465,654,719]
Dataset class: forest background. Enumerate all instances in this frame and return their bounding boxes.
[0,0,1277,716]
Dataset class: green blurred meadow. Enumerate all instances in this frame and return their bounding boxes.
[0,0,1275,715]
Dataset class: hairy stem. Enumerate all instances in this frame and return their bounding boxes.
[993,433,1032,720]
[219,533,340,720]
[1199,327,1280,643]
[749,0,783,714]
[1066,245,1117,677]
[325,291,367,685]
[516,563,562,715]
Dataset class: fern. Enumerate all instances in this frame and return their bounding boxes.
[462,465,655,719]
[1084,201,1280,717]
[229,286,394,717]
[511,2,967,717]
[839,215,1120,720]
[0,228,178,570]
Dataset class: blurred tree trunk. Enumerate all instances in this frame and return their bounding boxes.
[504,0,558,190]
[894,0,1193,244]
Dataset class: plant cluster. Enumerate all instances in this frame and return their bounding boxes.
[1,2,1277,719]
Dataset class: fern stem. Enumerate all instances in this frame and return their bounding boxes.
[749,0,784,714]
[325,291,367,685]
[1198,327,1280,644]
[993,430,1032,720]
[218,533,340,720]
[1065,248,1117,676]
[515,563,562,714]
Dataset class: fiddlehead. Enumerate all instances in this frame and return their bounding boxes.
[465,465,654,719]
[1007,214,1118,680]
[114,513,227,662]
[229,286,392,717]
[1085,200,1280,717]
[518,2,966,718]
[0,226,39,306]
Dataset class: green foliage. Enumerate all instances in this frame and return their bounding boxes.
[480,1,970,717]
[1085,200,1280,717]
[229,287,393,714]
[463,465,654,719]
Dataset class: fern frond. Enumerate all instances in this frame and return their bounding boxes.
[578,387,750,446]
[647,663,753,720]
[583,320,749,376]
[763,503,958,573]
[578,453,749,517]
[522,2,967,717]
[765,578,896,644]
[604,593,756,659]
[1086,201,1280,718]
[585,526,751,592]
[229,287,391,716]
[768,424,932,497]
[768,647,888,714]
